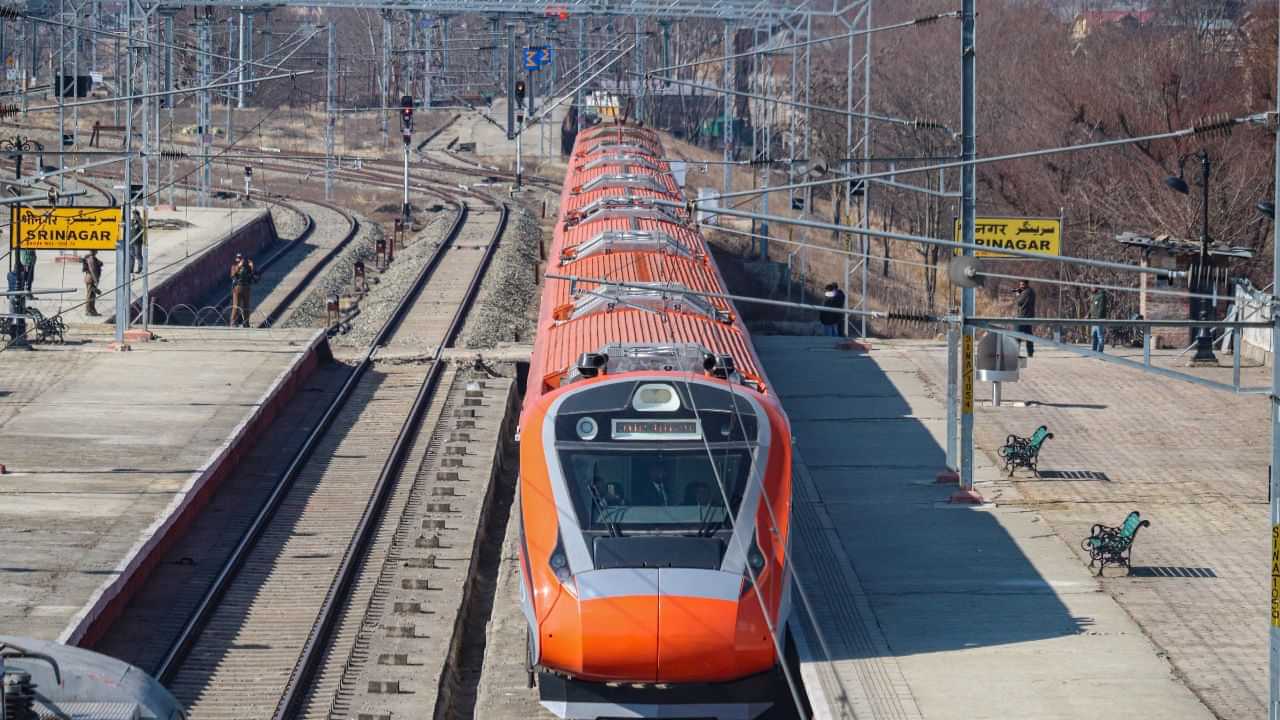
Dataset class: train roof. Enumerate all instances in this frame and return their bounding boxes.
[526,124,767,403]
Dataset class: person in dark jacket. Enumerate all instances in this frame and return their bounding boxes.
[1089,286,1109,352]
[1014,279,1036,358]
[820,283,845,337]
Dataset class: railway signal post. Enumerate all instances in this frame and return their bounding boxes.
[401,95,413,221]
[514,78,526,190]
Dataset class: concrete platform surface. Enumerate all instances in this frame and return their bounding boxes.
[25,207,269,325]
[0,326,325,644]
[753,336,1213,720]
[909,342,1270,720]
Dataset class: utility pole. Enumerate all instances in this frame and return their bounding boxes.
[325,21,336,201]
[196,8,212,207]
[1268,13,1280,718]
[722,22,732,196]
[236,8,246,108]
[224,15,234,144]
[576,16,586,131]
[634,16,643,126]
[506,23,515,140]
[955,0,979,503]
[380,11,391,149]
[423,14,432,110]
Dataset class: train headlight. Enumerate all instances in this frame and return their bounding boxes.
[741,537,768,597]
[575,416,598,440]
[632,383,680,412]
[549,533,574,584]
[550,551,571,582]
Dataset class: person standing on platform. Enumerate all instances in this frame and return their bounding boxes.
[229,253,257,327]
[18,248,35,291]
[129,210,144,275]
[1089,285,1109,353]
[82,250,102,317]
[820,283,846,337]
[1014,279,1036,358]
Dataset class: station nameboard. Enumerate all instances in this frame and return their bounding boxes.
[11,206,122,251]
[953,216,1062,258]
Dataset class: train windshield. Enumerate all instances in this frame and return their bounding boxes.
[559,448,753,533]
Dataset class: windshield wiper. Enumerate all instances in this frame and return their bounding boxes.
[589,478,623,537]
[694,495,724,537]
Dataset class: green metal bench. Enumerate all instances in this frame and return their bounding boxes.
[998,425,1053,477]
[1081,510,1150,576]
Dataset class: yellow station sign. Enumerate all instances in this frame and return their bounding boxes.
[1272,525,1280,627]
[962,334,974,414]
[11,206,122,251]
[953,216,1062,258]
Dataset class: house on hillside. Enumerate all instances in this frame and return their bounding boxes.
[1071,9,1156,41]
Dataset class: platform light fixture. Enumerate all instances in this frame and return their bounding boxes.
[1163,150,1218,364]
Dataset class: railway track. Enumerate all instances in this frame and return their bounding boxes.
[245,197,357,328]
[93,201,509,720]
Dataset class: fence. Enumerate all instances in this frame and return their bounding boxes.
[1236,280,1273,366]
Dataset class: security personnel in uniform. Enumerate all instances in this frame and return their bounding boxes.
[82,250,103,316]
[229,253,257,327]
[1014,279,1037,358]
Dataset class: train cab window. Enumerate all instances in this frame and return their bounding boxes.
[560,448,752,534]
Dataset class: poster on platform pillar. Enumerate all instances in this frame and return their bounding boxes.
[11,206,122,251]
[953,216,1062,258]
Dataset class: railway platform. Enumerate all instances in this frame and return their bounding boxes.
[754,336,1216,720]
[0,326,327,646]
[24,207,274,326]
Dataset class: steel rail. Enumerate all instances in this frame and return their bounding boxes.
[153,199,472,686]
[274,201,509,720]
[253,199,354,328]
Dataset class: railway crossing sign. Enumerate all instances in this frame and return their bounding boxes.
[953,216,1062,258]
[10,206,122,251]
[524,46,552,71]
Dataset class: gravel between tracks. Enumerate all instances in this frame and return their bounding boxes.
[280,215,381,329]
[327,212,455,348]
[463,205,541,349]
[267,200,310,241]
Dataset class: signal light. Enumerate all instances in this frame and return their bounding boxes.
[400,95,414,133]
[514,80,526,108]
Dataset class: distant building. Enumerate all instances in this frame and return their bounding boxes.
[1071,9,1156,41]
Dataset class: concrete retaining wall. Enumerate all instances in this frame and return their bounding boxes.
[60,329,330,649]
[115,211,278,323]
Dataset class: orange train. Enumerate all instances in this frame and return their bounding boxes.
[517,123,794,720]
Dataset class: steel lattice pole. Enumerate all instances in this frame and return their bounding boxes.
[722,22,731,195]
[381,10,391,148]
[325,20,336,201]
[197,9,212,206]
[860,0,872,338]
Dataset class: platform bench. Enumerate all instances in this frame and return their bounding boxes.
[998,425,1052,477]
[1081,510,1150,576]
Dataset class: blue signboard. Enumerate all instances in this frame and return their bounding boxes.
[524,46,552,71]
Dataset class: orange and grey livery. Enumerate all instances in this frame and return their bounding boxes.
[518,123,795,720]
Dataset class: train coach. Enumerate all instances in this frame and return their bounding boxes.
[517,122,795,720]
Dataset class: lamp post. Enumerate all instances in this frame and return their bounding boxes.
[1164,150,1218,363]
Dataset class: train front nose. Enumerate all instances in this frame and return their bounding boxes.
[570,568,768,683]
